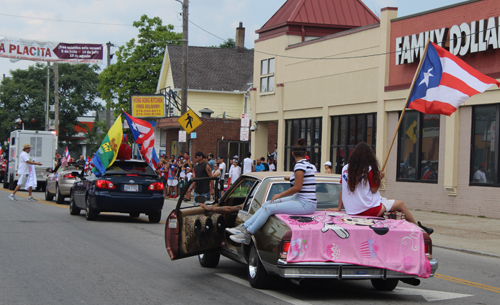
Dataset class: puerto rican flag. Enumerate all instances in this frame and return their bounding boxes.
[408,42,500,116]
[123,111,159,166]
[62,146,70,166]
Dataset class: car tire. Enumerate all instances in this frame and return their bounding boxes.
[248,244,271,289]
[45,184,54,201]
[129,212,140,218]
[198,252,220,268]
[55,184,65,204]
[85,197,98,221]
[148,211,161,223]
[371,279,399,291]
[69,191,81,216]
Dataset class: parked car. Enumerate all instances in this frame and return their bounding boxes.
[69,159,164,223]
[165,172,438,290]
[45,162,85,204]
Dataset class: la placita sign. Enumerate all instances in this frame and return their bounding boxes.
[0,36,103,63]
[396,16,500,65]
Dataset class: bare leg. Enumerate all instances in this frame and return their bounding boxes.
[377,200,417,225]
[28,187,32,197]
[12,185,21,195]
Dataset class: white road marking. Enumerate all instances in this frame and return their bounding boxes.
[216,273,473,303]
[215,273,312,305]
[375,287,473,302]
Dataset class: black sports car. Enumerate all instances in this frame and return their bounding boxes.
[70,159,164,223]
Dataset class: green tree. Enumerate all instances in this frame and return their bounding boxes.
[0,63,101,149]
[217,38,235,49]
[98,15,183,115]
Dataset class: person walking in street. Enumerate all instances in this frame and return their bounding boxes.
[207,153,216,171]
[9,144,42,202]
[187,152,213,203]
[243,152,253,174]
[218,157,226,195]
[228,159,241,186]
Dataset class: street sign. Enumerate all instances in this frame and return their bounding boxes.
[179,130,186,143]
[190,132,197,139]
[241,113,250,127]
[177,109,202,134]
[240,127,249,141]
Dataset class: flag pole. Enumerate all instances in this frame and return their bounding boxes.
[381,39,431,172]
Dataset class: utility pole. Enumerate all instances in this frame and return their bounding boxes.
[106,41,114,129]
[54,63,59,138]
[178,0,189,154]
[46,62,50,131]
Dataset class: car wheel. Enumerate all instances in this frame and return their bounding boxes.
[198,252,220,268]
[45,184,54,201]
[9,175,15,190]
[69,191,80,216]
[85,197,98,221]
[371,279,399,291]
[248,244,271,289]
[129,212,140,218]
[148,211,161,223]
[55,184,65,204]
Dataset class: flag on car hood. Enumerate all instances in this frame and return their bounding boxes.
[408,42,500,116]
[91,116,123,176]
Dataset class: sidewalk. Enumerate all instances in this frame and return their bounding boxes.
[412,210,500,258]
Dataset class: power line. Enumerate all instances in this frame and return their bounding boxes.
[188,19,227,42]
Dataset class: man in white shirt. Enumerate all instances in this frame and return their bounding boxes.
[9,144,42,201]
[228,159,241,185]
[218,157,226,194]
[473,163,487,183]
[243,152,253,174]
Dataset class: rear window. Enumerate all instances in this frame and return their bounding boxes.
[105,161,157,176]
[266,182,340,210]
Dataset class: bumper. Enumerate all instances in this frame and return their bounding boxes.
[274,259,438,279]
[91,192,164,213]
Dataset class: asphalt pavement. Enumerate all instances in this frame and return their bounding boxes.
[7,188,500,258]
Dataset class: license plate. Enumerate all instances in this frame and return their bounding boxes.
[124,184,138,192]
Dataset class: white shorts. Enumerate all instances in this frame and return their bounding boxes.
[167,179,178,186]
[17,174,28,188]
[381,197,395,212]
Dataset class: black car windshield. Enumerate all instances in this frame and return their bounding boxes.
[104,161,157,176]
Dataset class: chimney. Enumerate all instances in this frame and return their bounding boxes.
[235,22,245,53]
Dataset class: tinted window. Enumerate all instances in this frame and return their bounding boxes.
[105,161,157,176]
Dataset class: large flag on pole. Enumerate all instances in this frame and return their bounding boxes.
[91,116,123,176]
[408,42,500,116]
[122,111,159,166]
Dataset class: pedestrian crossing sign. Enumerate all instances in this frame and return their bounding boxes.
[177,109,202,134]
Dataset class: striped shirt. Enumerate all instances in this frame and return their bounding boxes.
[290,159,316,203]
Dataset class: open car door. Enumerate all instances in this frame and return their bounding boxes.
[165,177,225,260]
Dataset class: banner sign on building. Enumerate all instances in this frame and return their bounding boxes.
[130,95,165,118]
[0,37,103,63]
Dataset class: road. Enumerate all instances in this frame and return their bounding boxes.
[1,189,499,305]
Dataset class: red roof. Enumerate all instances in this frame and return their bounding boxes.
[257,0,379,40]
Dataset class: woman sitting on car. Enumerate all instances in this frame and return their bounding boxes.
[226,138,316,245]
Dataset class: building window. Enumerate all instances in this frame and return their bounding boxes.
[260,58,275,93]
[330,114,376,174]
[284,118,322,171]
[471,105,498,185]
[397,112,439,182]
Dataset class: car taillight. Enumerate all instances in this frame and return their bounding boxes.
[148,182,164,191]
[96,179,115,189]
[280,241,290,260]
[63,173,75,179]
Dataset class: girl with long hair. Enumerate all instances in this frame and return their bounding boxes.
[227,138,317,244]
[335,142,433,234]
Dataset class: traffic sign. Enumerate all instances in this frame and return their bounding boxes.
[177,109,202,134]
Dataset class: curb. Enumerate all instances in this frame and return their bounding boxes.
[434,244,500,259]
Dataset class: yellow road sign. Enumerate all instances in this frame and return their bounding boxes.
[177,109,202,133]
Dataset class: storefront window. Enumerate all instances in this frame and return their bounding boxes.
[397,112,439,182]
[285,118,322,171]
[330,114,376,174]
[471,105,497,185]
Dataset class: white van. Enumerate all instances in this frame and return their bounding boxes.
[4,130,57,191]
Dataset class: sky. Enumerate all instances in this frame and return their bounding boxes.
[0,0,463,78]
